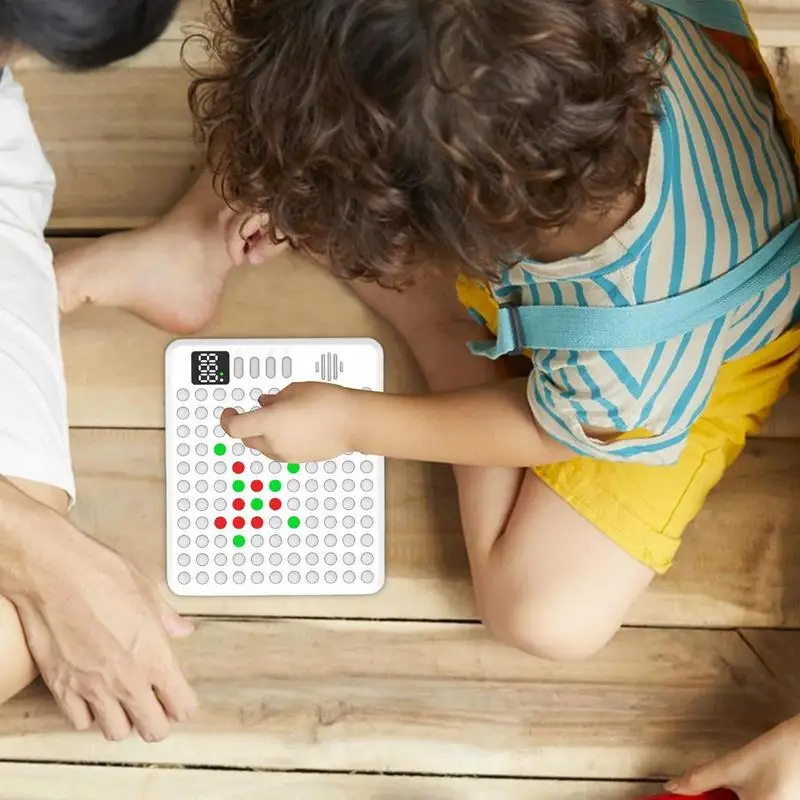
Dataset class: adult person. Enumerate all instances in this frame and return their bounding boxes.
[0,0,197,743]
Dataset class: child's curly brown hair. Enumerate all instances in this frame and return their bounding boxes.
[189,0,668,285]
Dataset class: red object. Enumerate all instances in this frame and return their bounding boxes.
[232,461,245,474]
[252,516,264,529]
[233,517,245,529]
[251,479,264,492]
[269,498,282,511]
[214,517,226,529]
[232,498,245,511]
[642,791,738,800]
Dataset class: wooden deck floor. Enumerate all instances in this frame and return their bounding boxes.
[2,2,800,797]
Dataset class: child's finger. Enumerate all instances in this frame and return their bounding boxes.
[219,407,270,441]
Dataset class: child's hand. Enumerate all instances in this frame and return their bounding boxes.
[666,715,800,799]
[219,383,359,463]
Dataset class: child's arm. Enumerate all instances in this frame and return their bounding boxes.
[220,379,575,467]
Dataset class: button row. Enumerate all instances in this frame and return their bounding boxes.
[178,568,374,587]
[177,532,374,549]
[177,550,373,568]
[176,515,375,531]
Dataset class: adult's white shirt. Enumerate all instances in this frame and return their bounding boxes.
[0,67,74,499]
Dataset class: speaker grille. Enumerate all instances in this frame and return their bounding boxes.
[315,353,344,381]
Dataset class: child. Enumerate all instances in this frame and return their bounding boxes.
[59,0,800,662]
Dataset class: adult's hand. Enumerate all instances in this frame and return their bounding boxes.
[0,480,198,742]
[667,714,800,800]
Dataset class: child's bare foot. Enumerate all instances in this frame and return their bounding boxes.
[56,217,236,334]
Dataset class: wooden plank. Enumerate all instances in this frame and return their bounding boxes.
[0,765,658,800]
[741,629,800,701]
[67,429,800,627]
[0,623,788,778]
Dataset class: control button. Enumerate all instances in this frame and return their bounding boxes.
[195,407,208,420]
[342,479,355,492]
[288,534,301,548]
[214,388,226,401]
[214,518,227,530]
[361,534,374,547]
[177,534,190,548]
[215,480,227,493]
[233,479,245,492]
[269,479,281,492]
[288,571,301,584]
[196,553,209,567]
[282,357,292,378]
[270,571,282,584]
[324,461,336,474]
[178,572,191,585]
[252,553,264,566]
[233,535,246,548]
[215,572,227,585]
[269,517,281,529]
[361,461,374,473]
[214,425,225,438]
[343,516,355,529]
[325,553,337,566]
[197,499,209,511]
[269,534,282,547]
[233,553,247,566]
[342,461,355,474]
[233,498,245,511]
[270,498,282,511]
[196,480,209,493]
[266,357,276,379]
[232,462,245,474]
[234,357,244,379]
[252,516,264,529]
[177,407,190,420]
[177,389,190,401]
[177,480,190,493]
[306,553,319,566]
[178,498,190,512]
[305,462,318,474]
[177,518,190,531]
[196,571,209,585]
[214,499,226,511]
[269,461,282,474]
[361,498,374,510]
[252,480,264,492]
[215,553,227,566]
[212,443,225,457]
[177,444,190,457]
[214,462,226,474]
[215,534,227,547]
[342,534,355,547]
[214,406,224,418]
[232,388,245,401]
[252,571,264,584]
[343,552,356,566]
[250,388,262,400]
[196,517,209,530]
[306,516,319,529]
[361,516,374,528]
[325,571,336,584]
[343,570,356,584]
[306,479,318,492]
[342,498,355,511]
[361,479,374,492]
[287,479,300,493]
[196,462,209,475]
[287,498,300,511]
[306,534,319,547]
[287,463,300,474]
[233,571,246,585]
[324,499,336,511]
[362,570,375,583]
[195,425,209,438]
[250,357,259,378]
[361,553,374,565]
[269,553,282,566]
[324,534,337,546]
[196,535,209,548]
[268,388,279,395]
[195,389,208,401]
[251,534,264,547]
[287,553,300,566]
[324,480,336,493]
[177,425,190,438]
[307,571,319,584]
[306,498,319,511]
[251,462,264,474]
[233,518,245,530]
[232,443,245,456]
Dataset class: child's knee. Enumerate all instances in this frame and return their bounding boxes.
[477,584,621,662]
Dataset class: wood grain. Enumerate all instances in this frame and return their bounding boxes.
[0,623,788,778]
[741,629,800,703]
[68,429,800,627]
[0,765,658,800]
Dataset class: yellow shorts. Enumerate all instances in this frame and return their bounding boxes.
[456,276,800,574]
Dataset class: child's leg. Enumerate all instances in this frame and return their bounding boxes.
[56,173,283,332]
[352,275,654,660]
[0,595,36,704]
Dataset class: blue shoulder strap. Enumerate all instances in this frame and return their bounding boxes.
[469,221,800,358]
[468,0,800,359]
